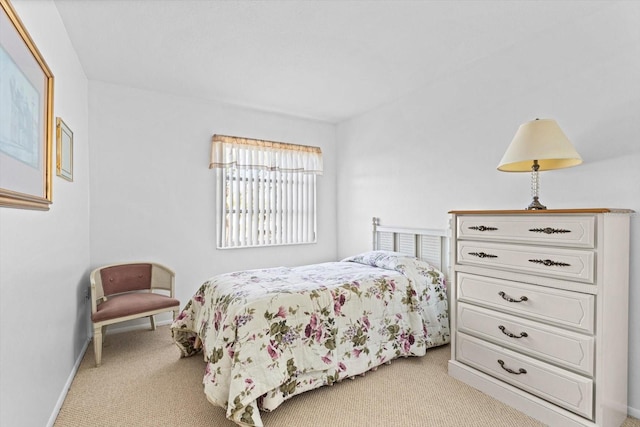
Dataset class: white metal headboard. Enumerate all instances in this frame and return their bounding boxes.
[372,217,450,278]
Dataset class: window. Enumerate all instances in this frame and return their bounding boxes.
[210,135,323,249]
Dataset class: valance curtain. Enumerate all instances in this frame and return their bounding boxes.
[210,135,322,249]
[210,134,323,175]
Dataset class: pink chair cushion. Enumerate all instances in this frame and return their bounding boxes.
[100,263,152,296]
[92,292,180,323]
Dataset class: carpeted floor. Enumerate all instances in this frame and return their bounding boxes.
[54,326,640,427]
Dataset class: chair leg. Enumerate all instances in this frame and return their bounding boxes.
[93,325,103,367]
[150,315,156,331]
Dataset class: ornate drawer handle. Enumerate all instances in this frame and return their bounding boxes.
[499,325,528,339]
[498,291,528,303]
[469,226,498,232]
[529,259,571,267]
[529,227,571,234]
[498,359,527,375]
[469,251,498,259]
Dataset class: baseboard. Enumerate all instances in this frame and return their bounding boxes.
[46,319,174,426]
[628,405,640,420]
[46,338,90,427]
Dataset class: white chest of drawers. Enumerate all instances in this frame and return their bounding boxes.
[447,209,632,427]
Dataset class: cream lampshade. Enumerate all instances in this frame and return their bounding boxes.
[498,118,582,210]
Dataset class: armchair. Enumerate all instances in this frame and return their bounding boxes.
[90,262,180,366]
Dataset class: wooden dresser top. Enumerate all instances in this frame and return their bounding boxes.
[448,208,634,214]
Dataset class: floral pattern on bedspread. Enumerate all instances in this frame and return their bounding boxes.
[171,251,449,427]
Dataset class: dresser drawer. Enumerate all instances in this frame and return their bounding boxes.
[456,333,593,419]
[457,303,594,375]
[457,215,595,248]
[457,241,594,283]
[457,273,595,333]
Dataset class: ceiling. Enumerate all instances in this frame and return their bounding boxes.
[53,0,612,123]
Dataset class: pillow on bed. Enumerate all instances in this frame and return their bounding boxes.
[342,250,446,290]
[341,250,415,269]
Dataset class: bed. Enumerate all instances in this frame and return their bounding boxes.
[171,218,450,426]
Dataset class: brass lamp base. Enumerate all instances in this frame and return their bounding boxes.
[527,196,547,210]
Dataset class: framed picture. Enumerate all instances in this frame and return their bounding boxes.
[56,118,73,181]
[0,0,54,210]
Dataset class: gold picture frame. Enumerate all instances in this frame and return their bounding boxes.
[0,0,54,210]
[56,118,73,181]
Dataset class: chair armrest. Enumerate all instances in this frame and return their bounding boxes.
[90,267,106,315]
[150,263,176,296]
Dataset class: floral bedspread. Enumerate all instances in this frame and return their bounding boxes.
[171,251,449,426]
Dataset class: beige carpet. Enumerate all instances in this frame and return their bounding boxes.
[54,326,640,427]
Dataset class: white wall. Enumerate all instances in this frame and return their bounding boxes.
[88,82,337,314]
[336,2,640,416]
[0,1,90,427]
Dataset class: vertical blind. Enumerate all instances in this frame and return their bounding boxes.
[210,135,323,249]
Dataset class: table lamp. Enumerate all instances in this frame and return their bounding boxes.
[497,118,582,210]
